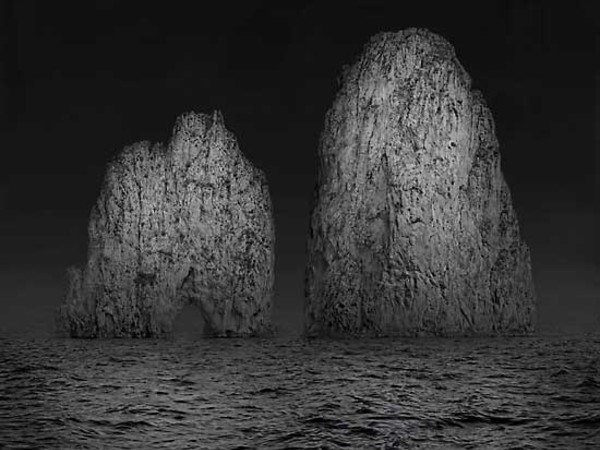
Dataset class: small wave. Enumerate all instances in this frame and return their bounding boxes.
[576,377,600,389]
[358,371,387,380]
[303,415,348,429]
[317,401,340,411]
[565,413,600,427]
[348,425,379,437]
[69,374,86,382]
[253,386,289,396]
[355,406,376,414]
[447,411,534,426]
[86,418,155,429]
[274,429,305,442]
[164,376,196,386]
[10,365,37,374]
[86,418,114,427]
[551,367,570,376]
[114,419,155,429]
[105,404,153,414]
[156,404,191,412]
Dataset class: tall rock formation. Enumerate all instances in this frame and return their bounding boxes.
[305,29,536,336]
[58,111,275,338]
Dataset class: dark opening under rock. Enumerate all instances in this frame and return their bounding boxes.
[57,111,275,338]
[305,28,536,337]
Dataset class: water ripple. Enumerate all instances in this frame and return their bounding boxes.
[1,334,599,449]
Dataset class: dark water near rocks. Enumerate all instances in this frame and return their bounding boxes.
[1,332,600,449]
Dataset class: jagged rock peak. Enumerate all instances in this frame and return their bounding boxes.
[171,110,224,141]
[305,28,536,337]
[57,110,275,338]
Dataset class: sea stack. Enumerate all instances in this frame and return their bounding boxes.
[305,28,536,336]
[58,111,275,338]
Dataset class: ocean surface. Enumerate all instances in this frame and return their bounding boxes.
[1,331,600,449]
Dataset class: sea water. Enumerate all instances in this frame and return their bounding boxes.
[1,331,599,449]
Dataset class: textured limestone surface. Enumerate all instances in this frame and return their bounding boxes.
[305,28,536,337]
[58,111,275,338]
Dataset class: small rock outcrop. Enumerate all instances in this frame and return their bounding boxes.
[305,29,536,336]
[58,111,275,338]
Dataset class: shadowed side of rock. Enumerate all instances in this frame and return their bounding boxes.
[57,111,275,338]
[305,28,536,337]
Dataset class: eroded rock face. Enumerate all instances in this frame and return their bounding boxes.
[305,29,536,336]
[58,111,275,337]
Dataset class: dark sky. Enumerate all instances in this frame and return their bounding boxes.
[0,0,597,336]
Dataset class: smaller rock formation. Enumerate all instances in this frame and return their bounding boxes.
[305,28,536,337]
[57,111,275,338]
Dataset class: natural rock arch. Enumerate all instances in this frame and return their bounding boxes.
[58,111,275,338]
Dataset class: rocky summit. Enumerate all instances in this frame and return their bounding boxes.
[58,111,275,338]
[305,28,536,336]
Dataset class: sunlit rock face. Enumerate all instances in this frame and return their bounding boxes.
[305,28,536,337]
[58,111,275,338]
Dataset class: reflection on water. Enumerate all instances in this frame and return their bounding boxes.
[1,333,599,449]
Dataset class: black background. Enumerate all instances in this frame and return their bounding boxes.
[0,0,597,335]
